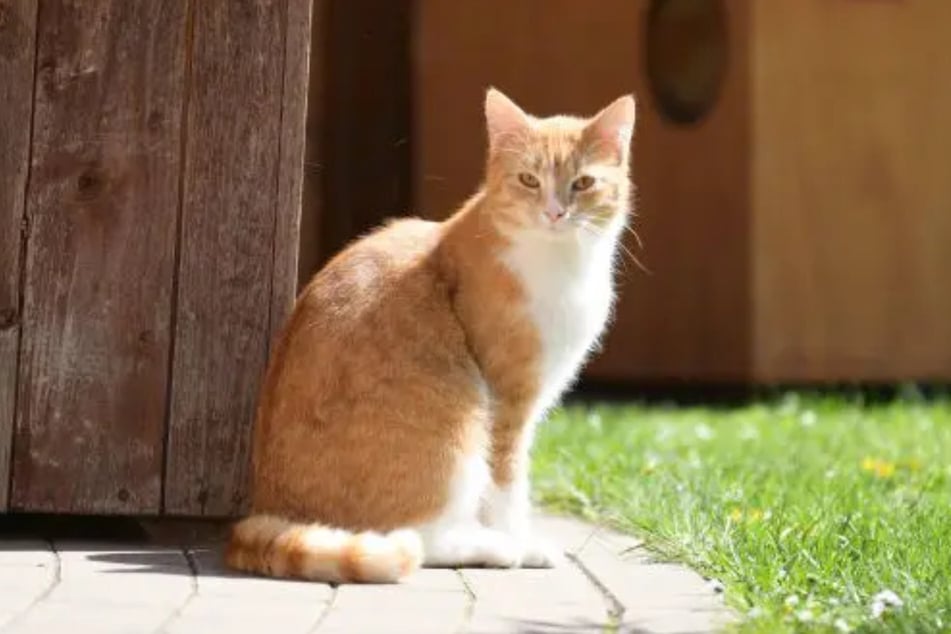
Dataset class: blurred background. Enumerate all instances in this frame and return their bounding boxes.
[303,0,951,387]
[1,0,949,518]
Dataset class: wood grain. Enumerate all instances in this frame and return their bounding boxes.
[271,0,312,342]
[11,1,187,513]
[414,0,752,382]
[0,0,38,511]
[165,0,298,516]
[751,1,951,381]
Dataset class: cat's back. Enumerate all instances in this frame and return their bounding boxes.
[261,214,461,413]
[300,217,443,310]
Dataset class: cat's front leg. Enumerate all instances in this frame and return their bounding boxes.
[486,477,562,568]
[485,405,564,568]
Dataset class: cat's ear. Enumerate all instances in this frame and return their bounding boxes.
[583,95,637,164]
[485,88,531,148]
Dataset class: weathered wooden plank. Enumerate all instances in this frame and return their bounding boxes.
[271,0,312,342]
[0,0,38,512]
[165,0,299,516]
[11,1,187,513]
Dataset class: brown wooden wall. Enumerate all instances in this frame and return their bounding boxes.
[751,1,951,382]
[0,0,310,516]
[411,0,951,384]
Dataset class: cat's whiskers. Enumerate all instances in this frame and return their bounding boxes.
[576,219,649,275]
[582,208,645,251]
[622,224,644,250]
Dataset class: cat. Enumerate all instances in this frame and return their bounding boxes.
[226,88,636,583]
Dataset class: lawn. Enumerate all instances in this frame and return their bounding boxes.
[532,393,951,633]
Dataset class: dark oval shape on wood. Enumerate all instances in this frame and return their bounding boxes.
[147,109,164,134]
[75,165,106,202]
[645,0,729,125]
[0,308,17,329]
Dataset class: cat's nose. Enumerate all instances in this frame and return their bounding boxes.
[544,203,567,222]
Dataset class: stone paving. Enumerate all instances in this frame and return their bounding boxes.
[0,515,731,633]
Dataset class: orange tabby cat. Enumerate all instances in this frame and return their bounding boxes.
[226,89,636,583]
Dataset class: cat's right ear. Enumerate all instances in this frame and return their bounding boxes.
[485,88,531,149]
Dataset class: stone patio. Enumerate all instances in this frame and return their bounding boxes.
[0,515,731,633]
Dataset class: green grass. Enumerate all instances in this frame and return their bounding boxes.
[532,394,951,633]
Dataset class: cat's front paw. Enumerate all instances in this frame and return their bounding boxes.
[518,536,565,568]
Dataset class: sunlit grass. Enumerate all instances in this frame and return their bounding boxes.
[532,394,951,633]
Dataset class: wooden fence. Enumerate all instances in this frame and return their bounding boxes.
[0,0,310,516]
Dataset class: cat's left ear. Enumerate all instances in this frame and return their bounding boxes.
[485,88,531,149]
[583,95,637,164]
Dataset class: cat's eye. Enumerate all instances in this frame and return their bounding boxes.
[518,172,540,188]
[572,175,596,192]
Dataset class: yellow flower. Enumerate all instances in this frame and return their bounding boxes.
[861,457,896,479]
[728,507,767,524]
[874,461,896,478]
[641,458,659,475]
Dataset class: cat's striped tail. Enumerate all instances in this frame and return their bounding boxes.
[225,515,424,583]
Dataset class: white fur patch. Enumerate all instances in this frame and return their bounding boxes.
[501,217,623,418]
[479,216,622,564]
[485,477,530,538]
[416,452,519,567]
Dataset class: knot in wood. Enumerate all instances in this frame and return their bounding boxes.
[0,308,17,329]
[76,166,106,202]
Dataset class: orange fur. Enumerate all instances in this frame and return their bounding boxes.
[228,89,635,582]
[226,515,422,583]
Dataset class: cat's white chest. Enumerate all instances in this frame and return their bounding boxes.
[501,228,619,412]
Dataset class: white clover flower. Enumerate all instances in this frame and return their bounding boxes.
[833,617,850,632]
[796,609,814,622]
[587,412,603,430]
[694,423,714,441]
[655,424,674,442]
[739,425,759,440]
[870,589,904,619]
[778,393,800,415]
[800,410,818,427]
